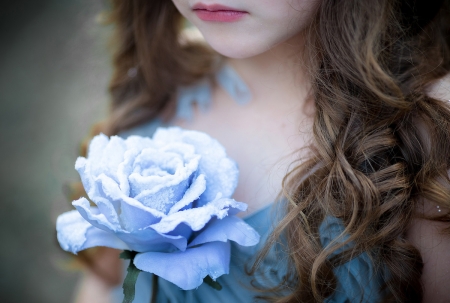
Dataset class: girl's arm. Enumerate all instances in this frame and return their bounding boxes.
[74,271,113,303]
[72,248,122,303]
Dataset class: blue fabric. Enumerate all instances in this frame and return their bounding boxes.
[320,216,385,303]
[111,64,386,302]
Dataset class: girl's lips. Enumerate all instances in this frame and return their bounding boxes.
[192,3,248,22]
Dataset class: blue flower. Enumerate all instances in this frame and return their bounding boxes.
[56,127,260,290]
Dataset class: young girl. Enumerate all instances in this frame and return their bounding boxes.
[73,0,450,302]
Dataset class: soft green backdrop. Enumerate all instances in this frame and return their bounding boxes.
[0,1,111,302]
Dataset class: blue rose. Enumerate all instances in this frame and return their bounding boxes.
[56,127,260,290]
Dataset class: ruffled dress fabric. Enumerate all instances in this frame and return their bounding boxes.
[111,65,385,303]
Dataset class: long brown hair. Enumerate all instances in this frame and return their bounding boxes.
[253,1,450,302]
[104,0,450,302]
[105,1,220,135]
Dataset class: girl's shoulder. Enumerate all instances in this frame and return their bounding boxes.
[426,73,450,102]
[406,204,450,302]
[406,73,450,303]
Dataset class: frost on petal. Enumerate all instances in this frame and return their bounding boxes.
[128,147,199,213]
[72,197,119,232]
[86,133,109,164]
[150,197,247,234]
[124,135,155,151]
[134,241,230,290]
[75,157,96,198]
[153,127,239,205]
[134,182,185,214]
[169,174,206,215]
[92,174,164,231]
[128,148,199,204]
[158,142,197,162]
[196,157,238,206]
[76,135,127,198]
[56,210,92,254]
[133,150,184,180]
[116,149,141,197]
[90,136,127,182]
[188,216,260,247]
[56,210,128,254]
[94,174,122,215]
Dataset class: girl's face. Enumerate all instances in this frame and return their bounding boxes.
[172,0,321,59]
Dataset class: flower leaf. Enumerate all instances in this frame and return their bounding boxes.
[122,251,141,303]
[203,275,222,291]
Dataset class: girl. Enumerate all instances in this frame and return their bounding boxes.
[73,0,450,302]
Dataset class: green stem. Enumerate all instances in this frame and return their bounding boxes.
[121,251,141,303]
[203,275,222,291]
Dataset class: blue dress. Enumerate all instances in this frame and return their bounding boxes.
[112,65,386,303]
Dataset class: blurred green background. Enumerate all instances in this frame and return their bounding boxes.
[0,0,111,302]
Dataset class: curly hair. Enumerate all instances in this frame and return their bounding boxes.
[102,0,450,302]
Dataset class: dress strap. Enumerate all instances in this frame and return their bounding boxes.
[175,64,251,120]
[215,64,251,105]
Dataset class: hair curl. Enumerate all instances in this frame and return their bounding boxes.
[103,0,450,302]
[105,1,220,135]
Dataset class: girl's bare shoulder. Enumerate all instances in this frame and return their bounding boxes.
[426,72,450,102]
[406,207,450,303]
[406,73,450,303]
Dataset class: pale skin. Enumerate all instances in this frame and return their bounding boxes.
[408,73,450,303]
[75,1,450,301]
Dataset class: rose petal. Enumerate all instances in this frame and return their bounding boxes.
[196,156,238,207]
[124,135,155,151]
[119,198,165,231]
[86,133,109,164]
[128,148,200,213]
[93,173,165,230]
[65,202,186,253]
[75,157,96,198]
[168,174,206,215]
[134,241,230,290]
[115,228,187,253]
[129,148,198,193]
[72,197,119,232]
[133,180,188,214]
[91,195,122,227]
[159,141,196,155]
[56,210,128,254]
[133,149,184,178]
[188,216,260,247]
[56,210,91,253]
[76,135,127,197]
[83,225,130,251]
[150,197,247,234]
[91,136,127,182]
[116,149,141,197]
[85,174,123,225]
[152,127,239,205]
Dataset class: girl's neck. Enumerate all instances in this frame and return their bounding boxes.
[226,32,311,109]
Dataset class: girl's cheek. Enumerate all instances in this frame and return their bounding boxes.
[171,0,190,17]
